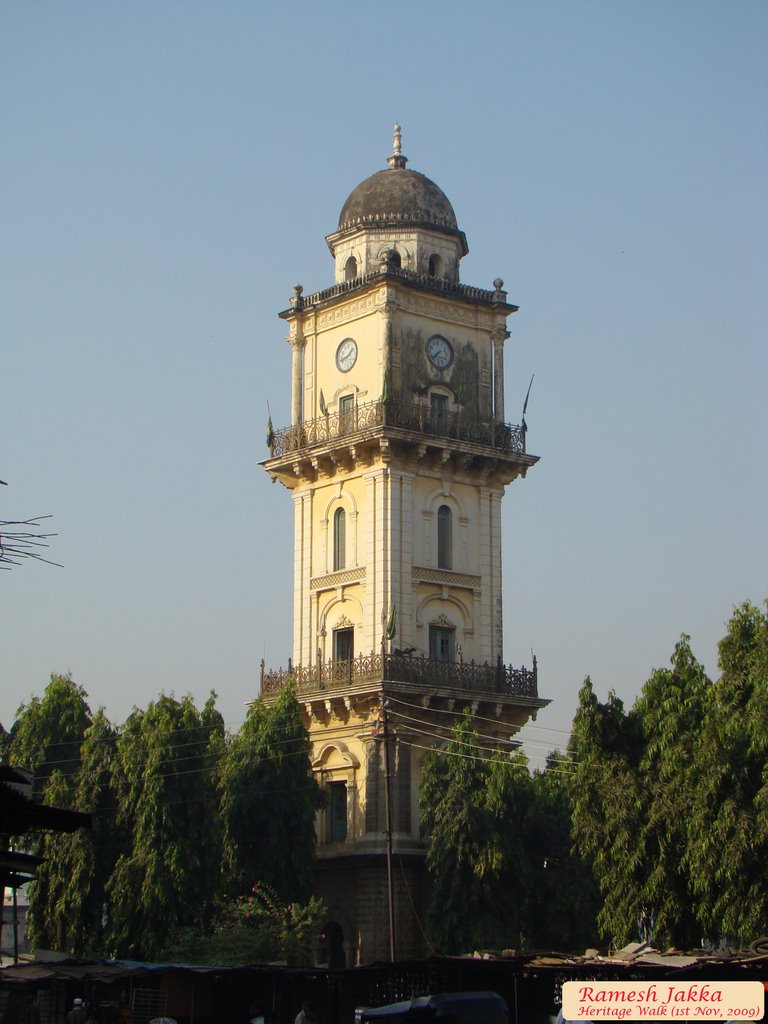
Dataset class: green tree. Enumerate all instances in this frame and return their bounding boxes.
[569,678,645,946]
[24,709,122,955]
[520,755,601,952]
[686,601,768,943]
[105,693,224,959]
[633,636,710,947]
[570,619,768,949]
[420,716,532,953]
[219,684,323,903]
[8,673,92,801]
[6,674,100,953]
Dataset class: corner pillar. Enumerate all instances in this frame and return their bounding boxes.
[492,326,508,423]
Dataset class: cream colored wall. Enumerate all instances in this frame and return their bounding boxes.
[395,304,498,420]
[411,476,480,572]
[286,280,509,435]
[304,309,383,422]
[330,225,463,282]
[290,292,509,666]
[312,724,368,847]
[296,462,495,665]
[312,477,366,574]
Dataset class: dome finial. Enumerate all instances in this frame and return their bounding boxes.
[387,123,408,170]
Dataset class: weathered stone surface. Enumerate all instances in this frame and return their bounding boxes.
[339,167,460,235]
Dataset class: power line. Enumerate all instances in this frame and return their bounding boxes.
[386,693,582,751]
[386,698,580,766]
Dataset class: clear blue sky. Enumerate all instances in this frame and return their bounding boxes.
[2,1,766,769]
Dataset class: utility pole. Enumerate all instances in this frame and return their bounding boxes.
[374,698,396,960]
[12,886,19,962]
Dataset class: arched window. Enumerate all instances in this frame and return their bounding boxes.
[333,508,346,570]
[344,255,358,281]
[388,249,401,268]
[328,782,348,842]
[428,253,443,277]
[437,504,452,569]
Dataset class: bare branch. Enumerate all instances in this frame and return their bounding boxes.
[0,516,62,569]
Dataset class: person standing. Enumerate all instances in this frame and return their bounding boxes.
[66,1000,87,1024]
[294,1003,318,1024]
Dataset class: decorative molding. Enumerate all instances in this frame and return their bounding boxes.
[312,739,361,770]
[316,295,378,329]
[412,565,481,590]
[400,291,493,329]
[430,614,454,628]
[335,614,353,629]
[311,566,366,591]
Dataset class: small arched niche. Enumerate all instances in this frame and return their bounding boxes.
[428,253,444,278]
[344,255,358,281]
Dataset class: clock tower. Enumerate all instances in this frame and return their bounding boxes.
[261,127,546,965]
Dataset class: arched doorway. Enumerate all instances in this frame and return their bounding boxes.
[318,920,346,968]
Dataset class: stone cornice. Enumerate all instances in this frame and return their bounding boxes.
[412,566,481,590]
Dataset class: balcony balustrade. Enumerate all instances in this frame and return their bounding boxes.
[268,399,526,459]
[288,265,509,312]
[260,650,538,701]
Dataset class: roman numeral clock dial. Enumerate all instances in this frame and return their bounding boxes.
[336,338,358,372]
[427,334,453,369]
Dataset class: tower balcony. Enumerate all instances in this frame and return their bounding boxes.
[267,399,528,458]
[282,265,517,314]
[260,649,540,703]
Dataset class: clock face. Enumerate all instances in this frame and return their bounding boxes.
[426,335,453,369]
[336,338,358,372]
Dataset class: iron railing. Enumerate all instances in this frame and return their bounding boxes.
[260,651,538,700]
[288,266,507,311]
[268,399,526,458]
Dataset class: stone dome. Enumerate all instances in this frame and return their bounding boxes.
[338,166,460,235]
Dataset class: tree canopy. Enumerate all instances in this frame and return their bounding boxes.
[4,680,323,962]
[219,684,324,903]
[7,600,766,960]
[684,601,768,944]
[105,693,224,959]
[420,715,599,954]
[570,602,768,947]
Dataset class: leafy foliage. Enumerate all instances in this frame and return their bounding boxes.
[420,715,598,953]
[26,709,123,954]
[162,883,324,965]
[684,602,768,944]
[7,677,324,961]
[633,636,710,946]
[219,684,323,902]
[105,693,224,959]
[521,758,601,952]
[568,679,647,945]
[8,673,92,802]
[5,674,113,954]
[570,605,768,948]
[421,718,517,952]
